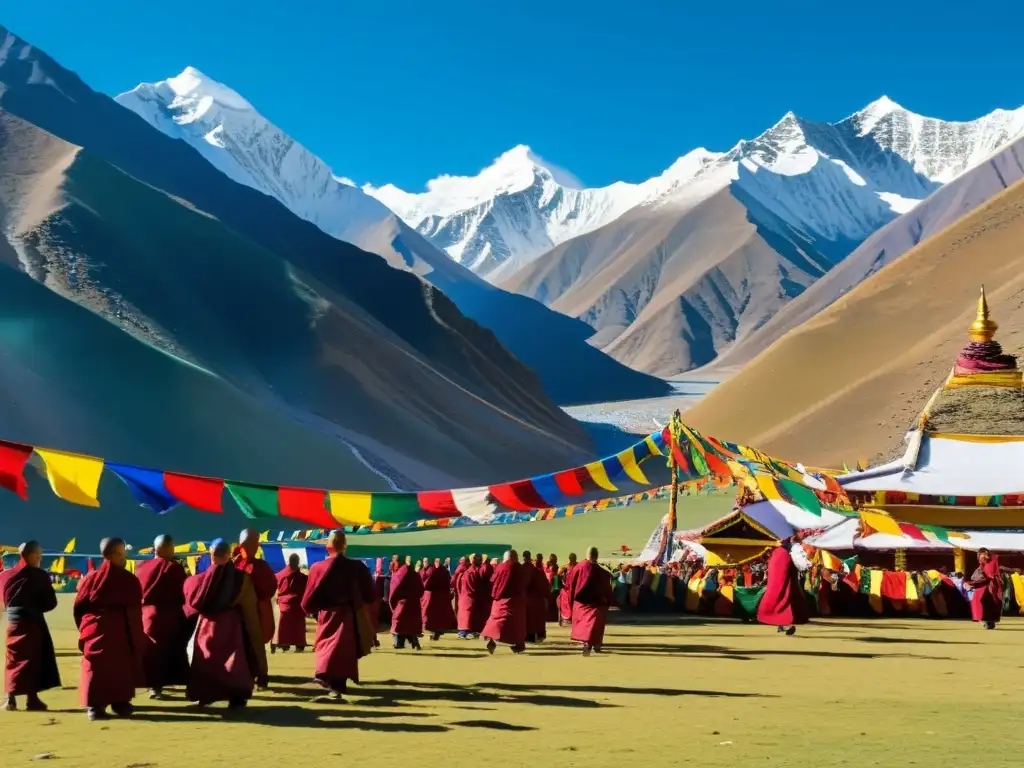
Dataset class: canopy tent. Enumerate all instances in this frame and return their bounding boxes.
[805,517,1024,554]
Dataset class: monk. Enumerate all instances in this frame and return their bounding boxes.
[1,541,59,712]
[134,534,188,699]
[389,556,424,649]
[73,537,145,720]
[968,548,1003,630]
[456,555,487,639]
[757,541,809,635]
[183,539,268,708]
[483,550,528,654]
[370,558,385,646]
[523,550,549,643]
[234,529,277,662]
[544,554,560,622]
[451,556,469,616]
[558,553,578,626]
[274,554,309,652]
[422,557,458,641]
[568,546,614,655]
[301,531,376,702]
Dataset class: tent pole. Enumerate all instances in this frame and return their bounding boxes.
[668,408,681,536]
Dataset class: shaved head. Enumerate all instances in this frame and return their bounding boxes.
[19,540,42,568]
[288,553,301,568]
[210,538,232,564]
[587,546,599,561]
[239,528,259,557]
[328,530,347,555]
[154,534,174,559]
[101,537,127,568]
[504,549,518,564]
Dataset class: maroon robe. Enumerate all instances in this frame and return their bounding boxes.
[525,563,550,639]
[451,560,468,615]
[558,563,577,622]
[482,560,527,646]
[568,561,614,647]
[457,565,490,633]
[969,556,1003,624]
[301,556,375,690]
[372,560,387,633]
[235,555,277,645]
[183,563,267,703]
[389,564,424,636]
[275,566,309,647]
[422,565,458,633]
[757,547,809,626]
[73,562,145,708]
[135,557,189,690]
[1,564,60,695]
[544,564,559,621]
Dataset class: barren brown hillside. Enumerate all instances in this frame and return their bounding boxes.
[685,177,1024,468]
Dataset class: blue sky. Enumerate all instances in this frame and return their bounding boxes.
[6,1,1023,190]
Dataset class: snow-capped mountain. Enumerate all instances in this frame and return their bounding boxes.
[369,97,1024,280]
[115,68,670,404]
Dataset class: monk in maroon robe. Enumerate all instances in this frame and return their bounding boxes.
[483,550,528,654]
[456,555,487,638]
[757,542,809,635]
[544,554,560,622]
[389,559,424,650]
[274,554,309,652]
[234,529,276,660]
[2,541,59,711]
[183,539,268,708]
[968,548,1003,629]
[522,550,549,643]
[422,558,458,640]
[134,534,188,699]
[568,547,614,655]
[558,553,578,626]
[301,531,375,702]
[451,556,469,616]
[73,537,145,720]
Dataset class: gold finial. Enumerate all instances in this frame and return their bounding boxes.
[969,285,998,342]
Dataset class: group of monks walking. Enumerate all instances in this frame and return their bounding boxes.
[1,530,614,720]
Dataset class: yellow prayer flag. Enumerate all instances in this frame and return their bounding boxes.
[63,537,77,553]
[327,491,373,526]
[860,510,903,538]
[868,569,884,614]
[644,434,664,456]
[124,559,136,575]
[259,531,269,542]
[755,474,783,502]
[616,449,649,485]
[35,449,104,507]
[585,461,618,492]
[50,556,65,574]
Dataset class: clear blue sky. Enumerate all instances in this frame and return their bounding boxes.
[6,1,1023,190]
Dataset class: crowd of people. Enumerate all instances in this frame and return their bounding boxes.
[0,529,615,719]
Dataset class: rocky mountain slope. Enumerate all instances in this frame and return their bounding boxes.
[0,26,599,544]
[684,175,1024,468]
[115,69,669,404]
[496,100,1024,375]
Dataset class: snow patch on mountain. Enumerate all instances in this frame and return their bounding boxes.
[371,97,1024,279]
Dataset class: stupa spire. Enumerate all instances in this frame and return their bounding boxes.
[969,285,998,342]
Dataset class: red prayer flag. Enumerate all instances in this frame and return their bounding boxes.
[164,472,224,513]
[0,439,33,499]
[897,522,929,542]
[416,490,460,517]
[278,487,335,528]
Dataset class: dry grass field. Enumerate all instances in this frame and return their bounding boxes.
[2,600,1022,768]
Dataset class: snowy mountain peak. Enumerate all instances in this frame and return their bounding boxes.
[163,66,254,112]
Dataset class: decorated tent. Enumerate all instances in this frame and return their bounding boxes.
[839,288,1024,530]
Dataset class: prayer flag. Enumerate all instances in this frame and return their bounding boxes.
[225,481,280,519]
[107,463,180,514]
[778,478,822,516]
[859,510,904,538]
[35,449,104,507]
[0,439,33,499]
[164,472,224,513]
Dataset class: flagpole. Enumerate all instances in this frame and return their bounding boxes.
[667,409,681,548]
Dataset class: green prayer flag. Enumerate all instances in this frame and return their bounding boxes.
[225,481,280,519]
[778,478,822,516]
